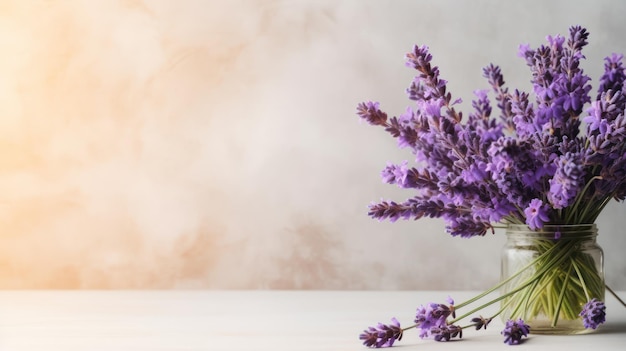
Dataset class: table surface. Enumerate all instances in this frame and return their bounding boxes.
[0,290,624,350]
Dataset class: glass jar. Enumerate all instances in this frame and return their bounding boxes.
[501,224,604,334]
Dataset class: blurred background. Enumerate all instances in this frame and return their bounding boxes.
[0,0,625,290]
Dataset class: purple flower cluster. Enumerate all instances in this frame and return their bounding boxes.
[414,300,459,340]
[359,317,403,348]
[501,319,530,345]
[358,26,626,236]
[580,298,606,329]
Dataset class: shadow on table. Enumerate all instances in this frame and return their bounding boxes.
[596,322,626,334]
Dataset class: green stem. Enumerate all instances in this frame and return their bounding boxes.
[451,240,577,324]
[454,240,566,310]
[508,277,539,320]
[606,285,626,308]
[500,239,582,322]
[450,290,516,324]
[401,324,417,332]
[571,259,590,301]
[552,264,572,327]
[564,176,601,223]
[523,279,541,320]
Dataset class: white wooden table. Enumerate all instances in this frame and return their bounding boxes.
[0,290,624,350]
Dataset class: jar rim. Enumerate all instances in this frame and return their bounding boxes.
[506,223,597,238]
[507,223,596,230]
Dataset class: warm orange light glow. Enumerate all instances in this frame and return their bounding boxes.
[0,1,256,288]
[2,1,624,291]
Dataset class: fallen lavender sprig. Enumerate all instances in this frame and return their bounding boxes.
[358,290,606,347]
[359,284,626,347]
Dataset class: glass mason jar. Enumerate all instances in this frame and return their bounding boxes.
[501,224,604,334]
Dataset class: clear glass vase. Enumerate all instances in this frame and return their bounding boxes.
[500,224,604,334]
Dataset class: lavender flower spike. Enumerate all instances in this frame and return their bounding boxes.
[414,302,454,338]
[430,324,462,342]
[501,319,530,345]
[580,298,606,329]
[357,101,388,126]
[471,315,492,330]
[359,317,403,348]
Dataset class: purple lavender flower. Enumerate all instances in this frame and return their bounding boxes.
[381,162,408,187]
[551,72,592,117]
[524,199,550,230]
[510,89,537,138]
[445,215,491,237]
[415,303,450,328]
[487,138,553,209]
[547,152,586,209]
[430,324,462,342]
[483,64,515,131]
[580,298,606,329]
[359,317,403,348]
[414,301,454,338]
[517,26,591,142]
[367,200,413,222]
[471,316,492,330]
[358,25,626,236]
[598,53,626,95]
[501,319,530,345]
[357,101,388,126]
[518,43,531,59]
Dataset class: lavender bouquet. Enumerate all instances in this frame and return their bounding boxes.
[357,26,626,346]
